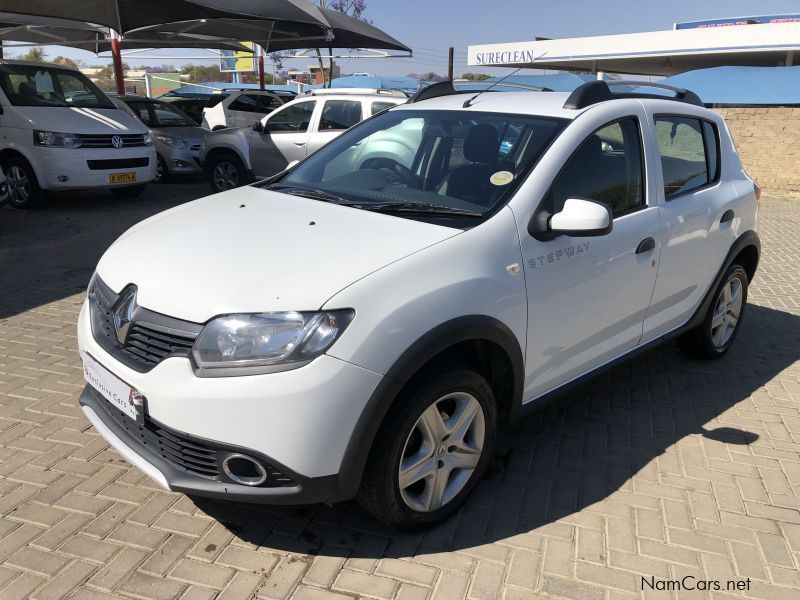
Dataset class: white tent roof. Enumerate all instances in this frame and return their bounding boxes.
[467,23,800,76]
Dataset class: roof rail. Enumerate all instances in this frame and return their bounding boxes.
[306,88,407,97]
[563,80,704,109]
[410,80,552,104]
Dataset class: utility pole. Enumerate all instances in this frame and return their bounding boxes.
[447,47,454,80]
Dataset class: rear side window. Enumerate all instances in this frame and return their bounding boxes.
[229,94,258,112]
[319,100,363,131]
[370,101,396,115]
[543,117,645,218]
[257,95,282,112]
[655,116,719,198]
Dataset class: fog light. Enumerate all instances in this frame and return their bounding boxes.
[173,160,188,168]
[57,175,69,182]
[222,454,268,486]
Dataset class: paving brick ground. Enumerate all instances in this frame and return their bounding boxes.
[0,184,798,600]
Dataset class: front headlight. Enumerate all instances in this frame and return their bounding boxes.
[155,134,186,149]
[193,310,354,373]
[143,132,153,146]
[33,130,81,148]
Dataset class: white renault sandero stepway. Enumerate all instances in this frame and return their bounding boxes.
[0,60,156,207]
[78,80,760,529]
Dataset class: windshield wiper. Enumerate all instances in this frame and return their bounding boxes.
[359,202,483,219]
[269,185,353,205]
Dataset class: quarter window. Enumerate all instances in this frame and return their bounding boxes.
[655,116,719,198]
[267,101,316,133]
[320,100,363,131]
[544,118,645,218]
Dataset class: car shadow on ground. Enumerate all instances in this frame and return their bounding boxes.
[192,302,799,558]
[0,181,206,319]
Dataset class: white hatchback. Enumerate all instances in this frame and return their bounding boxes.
[78,80,760,529]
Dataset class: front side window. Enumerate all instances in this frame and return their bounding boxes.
[267,101,316,133]
[0,64,113,109]
[655,116,718,198]
[319,100,363,131]
[543,118,645,218]
[272,109,566,223]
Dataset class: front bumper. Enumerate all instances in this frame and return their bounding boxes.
[32,147,157,190]
[158,144,203,176]
[76,299,384,502]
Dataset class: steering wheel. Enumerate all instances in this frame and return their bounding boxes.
[360,157,421,188]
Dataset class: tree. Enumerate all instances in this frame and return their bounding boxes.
[53,56,83,69]
[16,47,47,62]
[461,72,491,81]
[316,0,369,88]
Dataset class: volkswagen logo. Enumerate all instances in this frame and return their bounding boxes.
[111,135,124,149]
[112,288,137,344]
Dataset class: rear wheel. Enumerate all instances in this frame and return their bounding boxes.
[678,264,748,359]
[357,366,496,529]
[110,184,147,199]
[207,153,247,193]
[3,156,44,208]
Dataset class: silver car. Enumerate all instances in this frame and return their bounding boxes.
[199,89,407,193]
[113,96,208,182]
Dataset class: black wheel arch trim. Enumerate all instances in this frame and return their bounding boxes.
[331,315,524,502]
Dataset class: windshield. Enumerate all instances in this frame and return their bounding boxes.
[124,99,195,127]
[0,64,114,109]
[275,109,566,223]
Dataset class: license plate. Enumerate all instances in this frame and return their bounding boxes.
[109,172,137,184]
[81,351,144,422]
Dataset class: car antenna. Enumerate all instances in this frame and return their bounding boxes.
[462,68,523,108]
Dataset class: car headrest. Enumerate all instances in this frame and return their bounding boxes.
[464,124,499,164]
[19,81,38,100]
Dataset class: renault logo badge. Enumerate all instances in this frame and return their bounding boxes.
[112,288,137,344]
[111,135,124,149]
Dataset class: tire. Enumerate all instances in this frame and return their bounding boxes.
[154,155,170,183]
[206,153,247,193]
[110,184,147,199]
[357,366,497,530]
[677,264,748,359]
[3,155,45,208]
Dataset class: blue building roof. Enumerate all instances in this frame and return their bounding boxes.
[660,66,800,106]
[481,72,597,92]
[329,74,420,94]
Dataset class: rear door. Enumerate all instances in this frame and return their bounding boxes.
[641,108,736,341]
[306,98,365,155]
[248,100,317,177]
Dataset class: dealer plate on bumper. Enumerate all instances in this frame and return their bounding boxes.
[109,172,137,184]
[81,351,145,423]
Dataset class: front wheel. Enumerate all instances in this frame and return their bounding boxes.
[678,264,748,359]
[3,156,45,208]
[206,153,247,193]
[357,367,496,529]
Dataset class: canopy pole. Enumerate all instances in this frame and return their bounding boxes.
[110,30,125,95]
[259,23,274,91]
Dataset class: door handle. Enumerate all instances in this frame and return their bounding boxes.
[720,209,735,224]
[293,142,305,146]
[635,237,656,254]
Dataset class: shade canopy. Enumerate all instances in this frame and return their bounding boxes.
[0,0,328,35]
[133,6,410,53]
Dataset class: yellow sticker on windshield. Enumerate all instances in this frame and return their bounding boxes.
[490,170,514,186]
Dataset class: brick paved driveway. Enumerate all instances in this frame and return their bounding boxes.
[0,185,798,600]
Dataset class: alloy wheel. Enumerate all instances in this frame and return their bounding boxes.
[711,277,743,348]
[398,392,485,512]
[213,161,239,190]
[7,165,30,203]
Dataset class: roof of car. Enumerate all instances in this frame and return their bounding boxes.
[393,91,581,119]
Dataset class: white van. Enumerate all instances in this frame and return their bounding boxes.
[0,60,156,208]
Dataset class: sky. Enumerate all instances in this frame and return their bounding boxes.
[6,1,800,78]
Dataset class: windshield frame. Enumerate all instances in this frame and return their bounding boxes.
[265,107,569,227]
[0,64,115,109]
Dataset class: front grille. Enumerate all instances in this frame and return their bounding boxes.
[87,157,150,170]
[77,133,148,148]
[92,388,294,486]
[88,276,201,373]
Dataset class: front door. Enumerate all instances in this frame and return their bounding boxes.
[249,100,317,178]
[519,115,661,401]
[307,98,365,154]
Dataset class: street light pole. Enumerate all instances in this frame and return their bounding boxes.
[110,29,125,95]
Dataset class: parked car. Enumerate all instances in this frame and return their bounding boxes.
[78,80,760,529]
[112,95,208,182]
[0,60,156,207]
[201,89,286,130]
[200,89,407,192]
[0,169,9,208]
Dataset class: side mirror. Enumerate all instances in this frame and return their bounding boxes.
[252,120,264,133]
[549,198,612,237]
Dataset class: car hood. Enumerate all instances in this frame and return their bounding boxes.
[96,186,461,323]
[15,106,148,135]
[150,125,207,145]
